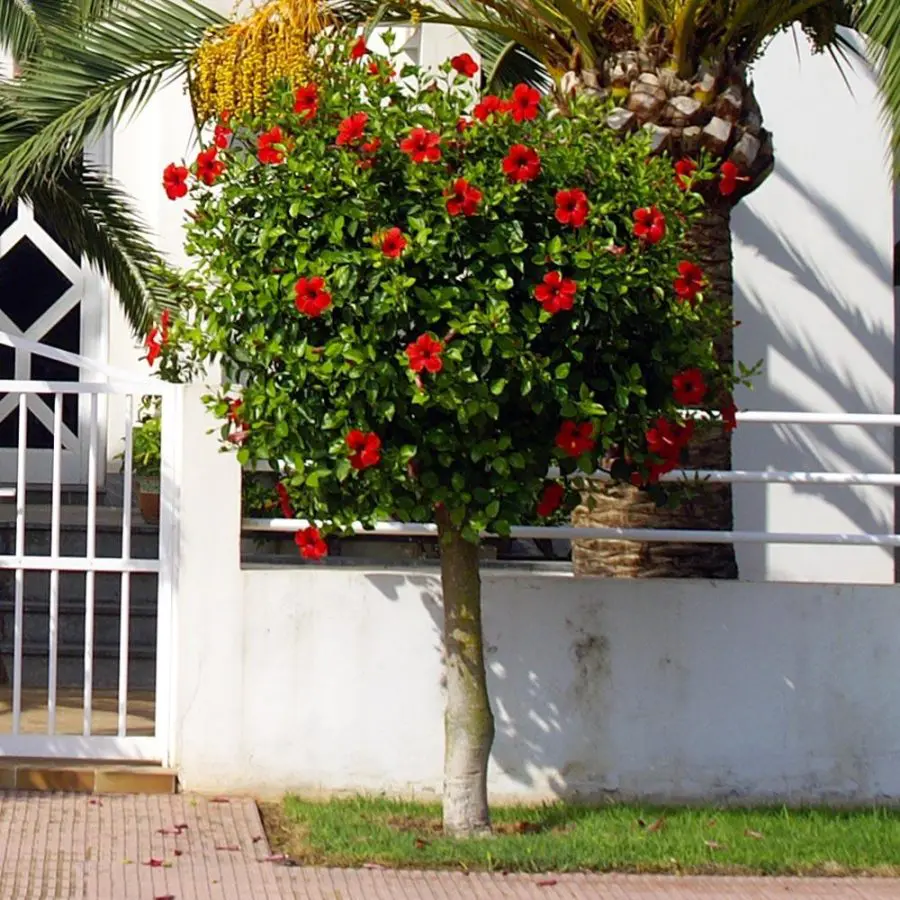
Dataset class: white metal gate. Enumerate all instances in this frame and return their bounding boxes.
[0,331,178,762]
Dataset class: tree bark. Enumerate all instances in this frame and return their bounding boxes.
[436,506,494,836]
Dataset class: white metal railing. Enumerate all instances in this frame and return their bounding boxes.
[0,329,177,761]
[242,410,900,549]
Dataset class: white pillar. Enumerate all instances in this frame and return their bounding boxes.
[161,383,245,778]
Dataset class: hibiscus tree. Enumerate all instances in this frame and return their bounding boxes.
[163,32,740,837]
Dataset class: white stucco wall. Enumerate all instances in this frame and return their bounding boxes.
[732,29,896,583]
[169,386,900,802]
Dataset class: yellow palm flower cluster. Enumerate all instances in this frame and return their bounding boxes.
[190,0,326,123]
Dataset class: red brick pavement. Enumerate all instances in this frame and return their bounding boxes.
[0,792,897,899]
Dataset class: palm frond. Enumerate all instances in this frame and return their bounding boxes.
[0,0,225,204]
[859,0,900,175]
[0,0,43,60]
[0,0,119,60]
[28,161,170,334]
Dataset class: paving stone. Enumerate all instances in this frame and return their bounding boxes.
[0,792,898,899]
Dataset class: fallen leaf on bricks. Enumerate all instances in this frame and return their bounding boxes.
[157,828,181,836]
[252,836,262,843]
[744,829,765,840]
[647,817,666,833]
[174,824,188,833]
[215,845,240,851]
[143,858,164,867]
[155,895,176,900]
[174,850,184,857]
[536,878,558,887]
[89,799,103,806]
[704,841,726,850]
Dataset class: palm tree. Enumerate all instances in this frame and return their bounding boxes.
[0,0,228,331]
[338,0,896,579]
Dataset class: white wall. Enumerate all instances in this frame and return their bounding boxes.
[169,386,900,802]
[732,29,896,583]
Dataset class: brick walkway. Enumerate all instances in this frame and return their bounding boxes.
[0,792,898,899]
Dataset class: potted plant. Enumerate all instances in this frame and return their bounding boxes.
[121,398,162,524]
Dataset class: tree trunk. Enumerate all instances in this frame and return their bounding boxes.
[574,202,737,579]
[566,56,774,580]
[436,506,494,836]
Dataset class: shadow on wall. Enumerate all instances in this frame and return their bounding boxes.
[364,570,900,801]
[732,156,895,582]
[366,570,607,798]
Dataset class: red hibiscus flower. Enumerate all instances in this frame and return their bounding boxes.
[645,417,694,461]
[380,227,407,258]
[445,178,482,217]
[400,127,442,163]
[502,144,541,182]
[195,147,224,186]
[275,482,294,518]
[144,310,170,366]
[633,206,666,244]
[293,83,319,119]
[162,163,189,200]
[473,95,508,121]
[672,368,708,406]
[294,276,332,317]
[721,397,738,434]
[536,482,565,518]
[226,398,243,425]
[555,421,595,458]
[534,271,577,314]
[674,261,705,305]
[337,113,368,147]
[509,83,541,122]
[719,161,749,197]
[358,136,381,169]
[257,126,286,164]
[451,53,479,78]
[674,158,697,191]
[350,36,368,59]
[555,189,589,228]
[213,121,232,149]
[406,334,443,373]
[347,430,382,469]
[296,526,328,560]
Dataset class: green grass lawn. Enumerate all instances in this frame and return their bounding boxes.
[260,796,900,876]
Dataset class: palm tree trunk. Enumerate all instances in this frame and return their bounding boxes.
[568,55,775,580]
[573,201,737,580]
[436,505,494,836]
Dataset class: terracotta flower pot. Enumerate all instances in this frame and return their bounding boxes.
[136,476,160,524]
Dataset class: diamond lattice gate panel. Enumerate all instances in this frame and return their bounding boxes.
[0,199,103,485]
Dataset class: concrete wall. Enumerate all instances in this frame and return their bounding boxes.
[170,386,900,802]
[732,29,896,583]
